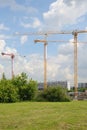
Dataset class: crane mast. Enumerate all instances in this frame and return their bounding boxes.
[72,30,87,99]
[44,35,47,90]
[35,34,48,90]
[72,32,78,99]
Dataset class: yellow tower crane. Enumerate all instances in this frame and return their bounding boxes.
[72,30,87,99]
[14,30,87,98]
[34,39,71,90]
[34,34,48,90]
[15,31,72,90]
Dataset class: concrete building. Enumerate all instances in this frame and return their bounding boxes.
[38,81,70,90]
[78,83,87,88]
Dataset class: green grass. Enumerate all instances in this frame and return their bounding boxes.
[0,101,87,130]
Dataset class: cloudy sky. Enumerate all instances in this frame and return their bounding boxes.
[0,0,87,84]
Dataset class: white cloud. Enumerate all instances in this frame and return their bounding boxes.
[58,40,74,55]
[0,40,6,52]
[0,39,87,83]
[5,46,17,54]
[0,40,17,61]
[21,23,31,28]
[32,17,42,28]
[0,34,11,40]
[43,0,87,29]
[0,64,4,77]
[13,54,44,80]
[0,23,9,31]
[20,35,28,44]
[63,0,83,6]
[21,17,42,29]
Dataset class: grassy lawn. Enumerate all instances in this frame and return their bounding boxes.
[0,101,87,130]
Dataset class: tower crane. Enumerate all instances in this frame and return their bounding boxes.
[34,39,76,90]
[1,52,15,78]
[14,30,87,99]
[72,30,87,99]
[34,39,72,90]
[34,34,48,90]
[34,30,87,97]
[15,31,72,90]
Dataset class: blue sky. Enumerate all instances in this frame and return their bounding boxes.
[0,0,87,84]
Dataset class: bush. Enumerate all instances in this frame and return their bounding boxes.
[12,72,28,87]
[36,91,47,102]
[19,80,37,101]
[0,80,19,103]
[0,73,38,103]
[12,73,38,101]
[36,86,71,102]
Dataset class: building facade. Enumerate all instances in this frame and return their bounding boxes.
[38,81,70,90]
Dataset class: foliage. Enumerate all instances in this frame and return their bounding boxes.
[0,79,19,103]
[36,86,71,102]
[0,72,38,103]
[12,72,28,87]
[19,79,37,101]
[0,72,71,103]
[78,87,87,92]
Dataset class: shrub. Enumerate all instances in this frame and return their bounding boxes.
[17,79,38,101]
[0,73,38,103]
[36,91,47,102]
[36,86,71,102]
[0,80,19,103]
[12,72,28,87]
[12,73,38,101]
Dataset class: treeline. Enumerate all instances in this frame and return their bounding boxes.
[0,72,71,103]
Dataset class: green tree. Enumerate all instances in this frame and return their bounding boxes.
[12,72,28,87]
[0,79,19,103]
[19,79,38,101]
[12,72,38,101]
[78,87,87,92]
[0,72,38,102]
